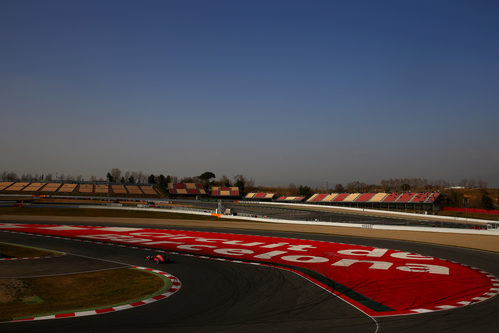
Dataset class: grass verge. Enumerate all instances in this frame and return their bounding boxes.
[0,242,62,258]
[0,267,171,321]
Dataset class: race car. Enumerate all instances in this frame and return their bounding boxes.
[146,253,170,264]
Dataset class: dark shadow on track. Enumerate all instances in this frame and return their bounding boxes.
[0,231,376,333]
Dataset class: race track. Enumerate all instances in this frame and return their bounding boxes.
[1,218,498,332]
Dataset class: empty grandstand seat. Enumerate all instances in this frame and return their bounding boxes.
[126,185,143,194]
[0,182,14,191]
[22,183,46,192]
[4,182,29,191]
[95,184,110,194]
[332,193,349,202]
[306,194,319,202]
[396,192,416,203]
[410,192,431,203]
[57,184,77,193]
[41,183,61,192]
[343,193,361,202]
[111,185,127,194]
[382,193,401,202]
[78,184,94,193]
[426,192,440,203]
[312,194,328,202]
[355,193,375,202]
[369,193,387,202]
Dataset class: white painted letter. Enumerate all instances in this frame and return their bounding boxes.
[254,251,287,259]
[390,252,433,260]
[287,245,316,251]
[331,259,392,270]
[223,240,265,247]
[281,255,329,263]
[177,244,216,251]
[397,264,449,275]
[337,248,388,257]
[214,248,254,256]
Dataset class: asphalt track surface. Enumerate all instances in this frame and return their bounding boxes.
[1,218,498,332]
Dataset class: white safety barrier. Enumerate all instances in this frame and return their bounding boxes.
[240,201,499,226]
[78,205,499,236]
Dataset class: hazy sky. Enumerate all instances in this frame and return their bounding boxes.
[1,0,498,187]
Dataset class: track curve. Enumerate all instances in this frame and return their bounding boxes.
[1,218,498,332]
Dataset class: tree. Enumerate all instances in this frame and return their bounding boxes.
[128,175,135,183]
[199,171,215,181]
[110,169,121,184]
[219,175,232,187]
[148,174,156,184]
[106,172,114,183]
[298,185,313,197]
[158,174,167,187]
[199,171,215,189]
[481,192,494,210]
[233,174,248,192]
[334,184,345,192]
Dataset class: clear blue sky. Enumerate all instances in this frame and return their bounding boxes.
[1,0,498,187]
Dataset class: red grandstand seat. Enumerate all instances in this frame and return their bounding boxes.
[332,193,349,202]
[355,193,375,202]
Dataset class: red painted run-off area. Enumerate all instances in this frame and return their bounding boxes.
[1,223,497,317]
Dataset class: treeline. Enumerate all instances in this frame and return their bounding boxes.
[106,169,256,193]
[0,171,88,182]
[1,171,490,192]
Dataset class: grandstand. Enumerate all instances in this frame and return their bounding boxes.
[332,193,349,202]
[94,184,109,194]
[323,194,338,202]
[306,194,329,203]
[126,185,143,195]
[369,193,387,202]
[0,182,13,191]
[343,193,361,202]
[410,192,431,203]
[140,185,157,195]
[396,192,416,203]
[78,184,94,193]
[302,191,441,210]
[22,183,46,192]
[57,184,77,193]
[276,196,305,202]
[426,192,440,203]
[4,182,29,191]
[245,192,275,200]
[383,193,401,202]
[41,183,61,192]
[168,183,206,196]
[211,186,240,197]
[111,185,127,194]
[355,193,376,202]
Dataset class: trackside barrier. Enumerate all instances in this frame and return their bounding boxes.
[78,205,499,236]
[239,201,499,227]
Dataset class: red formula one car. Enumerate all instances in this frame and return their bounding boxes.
[146,253,171,264]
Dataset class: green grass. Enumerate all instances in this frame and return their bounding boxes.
[0,268,171,321]
[0,242,62,258]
